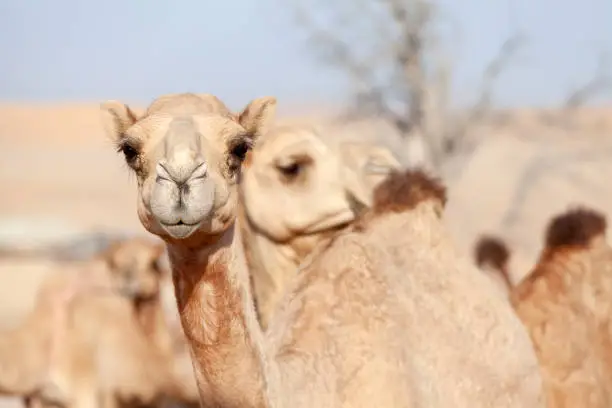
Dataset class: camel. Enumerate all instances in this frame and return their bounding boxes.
[474,235,513,296]
[0,237,198,408]
[510,207,612,407]
[100,93,276,407]
[0,239,139,401]
[238,125,402,329]
[102,92,543,407]
[242,160,545,407]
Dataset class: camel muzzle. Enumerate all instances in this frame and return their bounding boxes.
[150,164,216,239]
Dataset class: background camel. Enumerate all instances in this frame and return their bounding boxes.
[248,165,544,407]
[0,238,198,408]
[239,125,402,329]
[510,207,612,407]
[0,239,142,401]
[102,92,543,406]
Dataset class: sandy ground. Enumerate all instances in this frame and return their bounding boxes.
[0,102,611,407]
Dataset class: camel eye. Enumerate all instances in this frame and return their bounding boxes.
[117,142,139,164]
[230,142,250,162]
[277,162,301,179]
[275,154,312,183]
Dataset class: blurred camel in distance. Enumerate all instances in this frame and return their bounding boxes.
[0,237,199,408]
[511,207,612,407]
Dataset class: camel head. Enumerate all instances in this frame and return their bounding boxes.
[101,93,276,246]
[103,237,166,300]
[240,125,401,243]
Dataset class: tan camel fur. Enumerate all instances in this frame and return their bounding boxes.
[82,242,199,408]
[103,94,544,407]
[474,235,513,296]
[0,241,127,400]
[147,248,201,408]
[0,238,197,408]
[239,126,402,329]
[95,240,199,408]
[52,238,201,408]
[254,169,544,407]
[511,207,612,407]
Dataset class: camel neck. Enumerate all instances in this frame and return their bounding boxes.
[166,223,269,408]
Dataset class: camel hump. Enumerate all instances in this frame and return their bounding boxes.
[474,235,510,271]
[372,169,447,215]
[545,207,607,250]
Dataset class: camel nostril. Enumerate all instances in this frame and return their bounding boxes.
[189,161,208,181]
[156,162,173,182]
[156,160,206,185]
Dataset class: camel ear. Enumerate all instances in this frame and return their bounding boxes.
[338,142,402,206]
[100,100,139,142]
[351,144,401,176]
[237,96,277,142]
[341,164,374,211]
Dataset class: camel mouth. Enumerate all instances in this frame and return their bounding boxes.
[160,220,201,239]
[300,210,355,236]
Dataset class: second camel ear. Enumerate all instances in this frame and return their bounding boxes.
[100,101,139,142]
[237,96,277,142]
[338,142,403,214]
[340,142,401,177]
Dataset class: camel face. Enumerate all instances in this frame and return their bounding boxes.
[133,114,248,240]
[104,238,165,300]
[241,126,364,243]
[241,126,402,244]
[101,93,276,243]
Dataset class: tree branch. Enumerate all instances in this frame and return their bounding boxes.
[564,51,611,109]
[540,50,611,128]
[444,33,526,157]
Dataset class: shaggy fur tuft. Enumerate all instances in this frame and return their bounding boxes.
[474,235,510,271]
[371,169,447,215]
[545,207,607,250]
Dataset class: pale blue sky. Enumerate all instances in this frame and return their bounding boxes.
[0,0,610,110]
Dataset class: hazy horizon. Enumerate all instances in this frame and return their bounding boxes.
[1,0,611,110]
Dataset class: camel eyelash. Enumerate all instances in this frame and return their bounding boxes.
[115,138,143,168]
[228,137,253,151]
[115,137,141,153]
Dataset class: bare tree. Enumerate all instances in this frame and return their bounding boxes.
[540,51,612,129]
[290,0,525,170]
